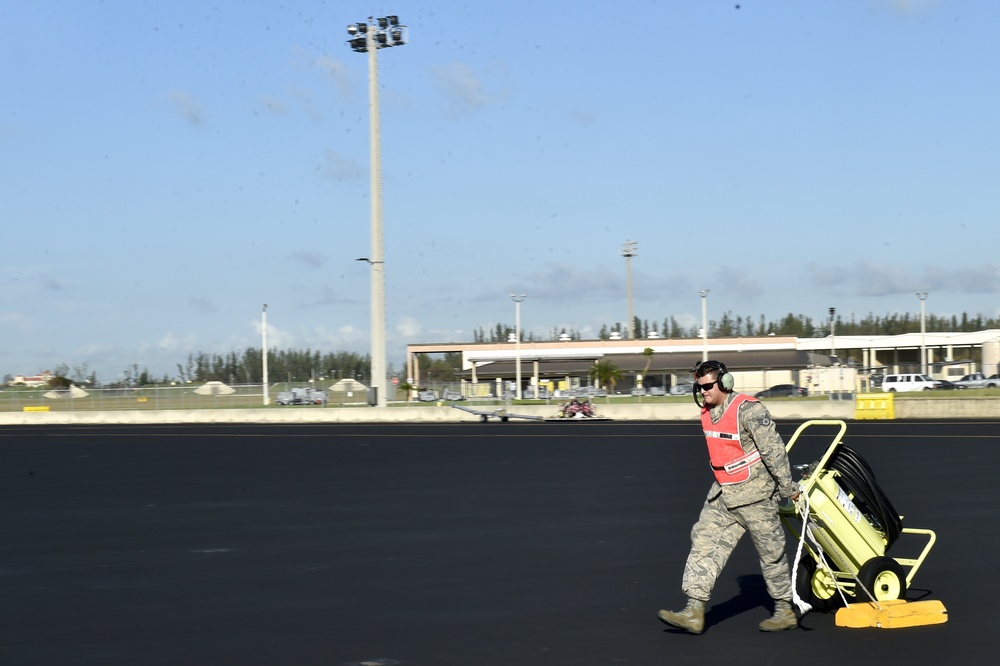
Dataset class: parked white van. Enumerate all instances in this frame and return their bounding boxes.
[881,373,937,392]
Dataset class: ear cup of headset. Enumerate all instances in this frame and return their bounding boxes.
[719,371,734,391]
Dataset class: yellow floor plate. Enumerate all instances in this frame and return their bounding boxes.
[835,599,948,628]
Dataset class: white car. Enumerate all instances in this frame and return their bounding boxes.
[881,374,937,392]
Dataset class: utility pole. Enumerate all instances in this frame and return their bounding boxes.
[829,307,836,359]
[262,304,269,406]
[621,241,638,338]
[510,294,526,400]
[699,289,710,362]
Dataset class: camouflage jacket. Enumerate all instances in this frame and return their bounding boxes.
[701,392,797,508]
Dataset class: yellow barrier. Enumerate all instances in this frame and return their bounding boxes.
[854,392,894,420]
[23,406,51,412]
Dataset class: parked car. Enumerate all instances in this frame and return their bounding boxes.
[417,389,438,402]
[669,382,694,396]
[932,379,960,390]
[441,389,464,401]
[647,386,666,396]
[881,373,938,392]
[630,387,646,396]
[952,373,998,389]
[754,384,808,398]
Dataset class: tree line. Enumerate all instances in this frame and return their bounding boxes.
[476,310,1000,343]
[23,309,999,388]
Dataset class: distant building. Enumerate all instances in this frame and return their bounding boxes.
[8,370,54,387]
[406,330,1000,396]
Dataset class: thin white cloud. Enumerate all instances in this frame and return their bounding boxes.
[38,273,64,291]
[0,312,33,330]
[252,319,296,349]
[875,0,943,17]
[290,250,327,269]
[189,296,219,313]
[166,90,204,126]
[260,95,288,115]
[395,315,423,338]
[323,148,365,180]
[312,55,354,101]
[432,62,505,113]
[807,261,1000,297]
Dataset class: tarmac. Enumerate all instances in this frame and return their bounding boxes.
[0,419,991,665]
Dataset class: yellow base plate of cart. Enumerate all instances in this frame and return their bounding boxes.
[836,599,948,629]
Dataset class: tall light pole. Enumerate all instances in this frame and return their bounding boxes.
[621,240,638,339]
[511,294,526,400]
[261,304,269,405]
[917,292,928,375]
[699,289,710,362]
[829,307,836,360]
[347,16,408,408]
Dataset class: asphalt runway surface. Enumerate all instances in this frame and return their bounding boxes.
[1,419,993,665]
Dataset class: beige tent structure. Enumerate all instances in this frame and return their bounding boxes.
[43,385,90,399]
[194,381,235,396]
[329,378,368,393]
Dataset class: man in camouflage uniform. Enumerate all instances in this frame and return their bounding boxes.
[658,360,800,634]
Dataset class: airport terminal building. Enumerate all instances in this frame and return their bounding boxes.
[406,329,1000,397]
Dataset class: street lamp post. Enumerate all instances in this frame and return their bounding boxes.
[829,307,836,359]
[699,289,710,362]
[347,16,408,408]
[510,294,526,400]
[621,240,637,339]
[262,304,269,406]
[917,292,928,375]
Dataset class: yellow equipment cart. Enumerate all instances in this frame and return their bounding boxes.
[780,420,947,628]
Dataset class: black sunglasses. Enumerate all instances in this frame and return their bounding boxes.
[695,380,718,392]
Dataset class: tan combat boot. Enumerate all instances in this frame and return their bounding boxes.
[759,599,798,632]
[657,599,706,634]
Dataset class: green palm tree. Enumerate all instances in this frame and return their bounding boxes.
[589,360,623,401]
[642,346,655,380]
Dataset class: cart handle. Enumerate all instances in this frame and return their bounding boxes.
[784,420,848,497]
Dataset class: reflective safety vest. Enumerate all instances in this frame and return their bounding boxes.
[702,394,761,485]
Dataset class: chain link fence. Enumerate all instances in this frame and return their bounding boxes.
[0,383,410,413]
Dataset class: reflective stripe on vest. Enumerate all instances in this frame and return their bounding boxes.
[702,393,760,485]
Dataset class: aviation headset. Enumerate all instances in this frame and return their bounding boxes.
[692,360,735,407]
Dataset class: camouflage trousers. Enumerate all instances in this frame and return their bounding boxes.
[680,496,792,602]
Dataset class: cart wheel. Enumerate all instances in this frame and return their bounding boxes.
[796,557,841,612]
[857,556,907,602]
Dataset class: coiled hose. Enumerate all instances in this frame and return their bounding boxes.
[827,444,904,550]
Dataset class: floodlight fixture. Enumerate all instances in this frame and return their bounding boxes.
[345,16,408,53]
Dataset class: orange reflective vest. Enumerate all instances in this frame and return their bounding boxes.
[701,394,761,485]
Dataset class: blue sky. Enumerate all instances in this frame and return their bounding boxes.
[2,0,998,382]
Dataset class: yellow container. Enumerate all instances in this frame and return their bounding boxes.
[804,470,886,575]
